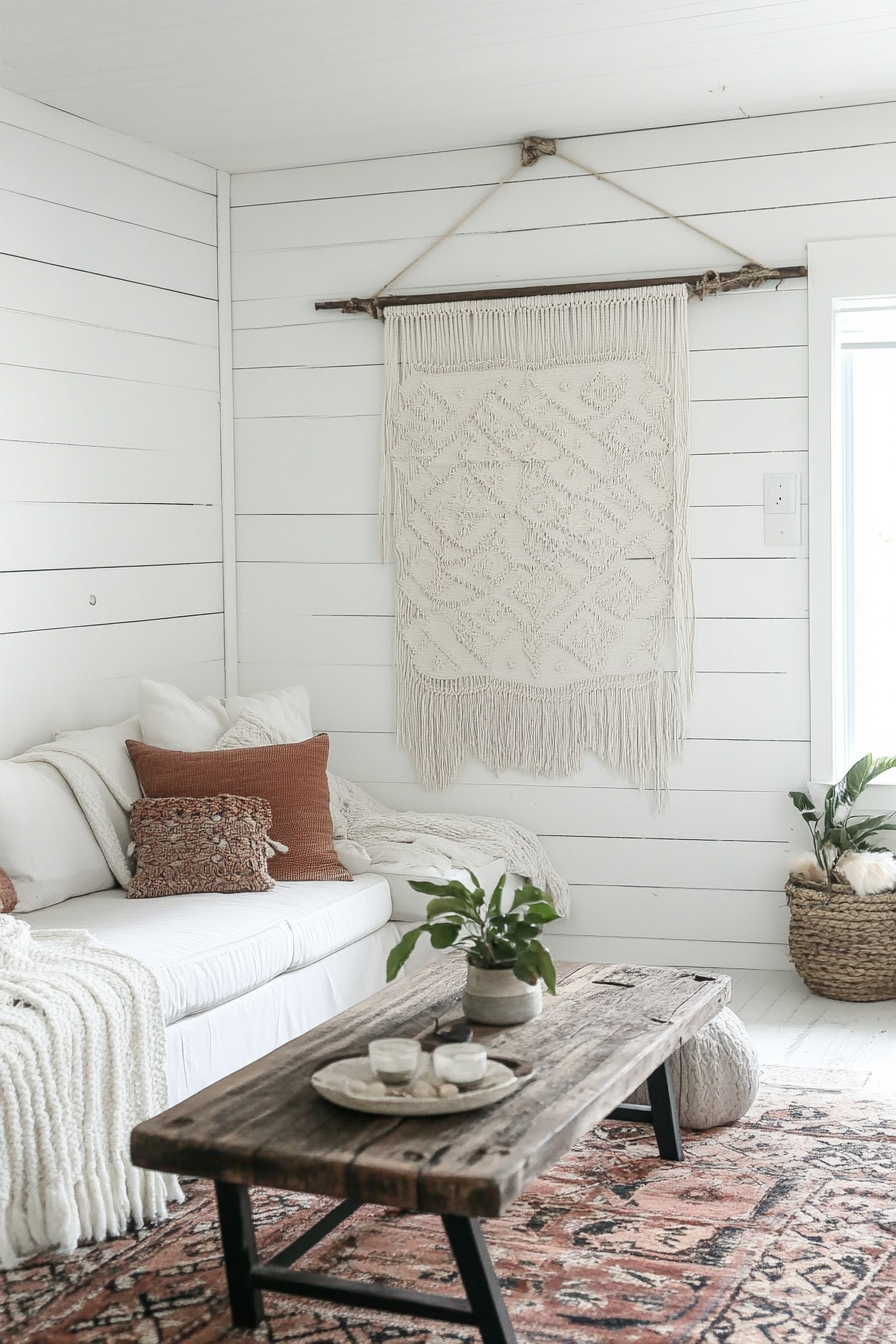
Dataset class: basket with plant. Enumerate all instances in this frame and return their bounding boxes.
[787,752,896,1001]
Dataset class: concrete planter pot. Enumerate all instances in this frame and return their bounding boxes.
[462,964,543,1025]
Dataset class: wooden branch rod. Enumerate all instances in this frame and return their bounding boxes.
[315,265,808,316]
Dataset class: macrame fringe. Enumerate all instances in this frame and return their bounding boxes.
[397,644,689,802]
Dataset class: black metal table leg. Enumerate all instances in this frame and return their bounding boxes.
[212,1188,516,1342]
[646,1059,684,1161]
[607,1057,685,1161]
[443,1215,518,1344]
[215,1182,263,1329]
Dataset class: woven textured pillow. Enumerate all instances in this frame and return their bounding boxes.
[126,734,350,883]
[128,795,278,899]
[0,865,17,913]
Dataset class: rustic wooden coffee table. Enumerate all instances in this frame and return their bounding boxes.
[132,959,729,1343]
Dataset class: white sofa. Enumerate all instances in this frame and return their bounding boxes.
[17,862,509,1104]
[3,682,525,1105]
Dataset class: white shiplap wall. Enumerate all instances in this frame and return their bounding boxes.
[0,89,225,755]
[230,102,896,970]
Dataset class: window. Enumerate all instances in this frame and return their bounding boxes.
[837,302,896,759]
[808,237,896,783]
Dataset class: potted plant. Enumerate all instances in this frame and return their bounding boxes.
[386,871,560,1024]
[788,752,896,1001]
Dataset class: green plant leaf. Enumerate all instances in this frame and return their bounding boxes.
[429,922,461,949]
[408,879,455,895]
[486,873,506,921]
[823,781,837,835]
[425,896,477,920]
[512,940,557,993]
[789,791,819,824]
[386,925,430,982]
[514,921,541,940]
[843,813,896,844]
[863,755,896,786]
[512,944,540,985]
[409,879,478,907]
[513,881,542,902]
[531,940,557,994]
[521,901,560,923]
[464,871,487,902]
[839,754,874,812]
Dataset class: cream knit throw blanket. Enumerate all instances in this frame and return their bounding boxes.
[383,289,694,794]
[0,918,181,1267]
[327,772,569,915]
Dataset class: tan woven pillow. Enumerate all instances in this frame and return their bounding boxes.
[126,734,350,883]
[0,864,17,913]
[128,795,279,899]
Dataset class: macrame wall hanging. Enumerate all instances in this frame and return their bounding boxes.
[382,287,692,794]
[316,136,805,794]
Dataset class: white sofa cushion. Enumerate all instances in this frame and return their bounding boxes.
[0,759,114,912]
[381,855,509,922]
[19,872,392,1024]
[140,680,313,752]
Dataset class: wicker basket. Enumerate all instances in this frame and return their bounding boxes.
[786,879,896,1001]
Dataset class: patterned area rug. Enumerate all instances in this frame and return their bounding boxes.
[4,1085,896,1343]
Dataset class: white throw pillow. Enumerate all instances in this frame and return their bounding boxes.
[139,680,231,751]
[139,680,314,751]
[224,686,313,746]
[0,759,114,912]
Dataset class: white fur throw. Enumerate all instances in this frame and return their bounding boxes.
[0,917,181,1267]
[382,290,694,793]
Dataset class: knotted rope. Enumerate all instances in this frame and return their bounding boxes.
[342,134,777,316]
[687,263,783,299]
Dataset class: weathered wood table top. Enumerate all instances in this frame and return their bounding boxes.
[132,959,729,1219]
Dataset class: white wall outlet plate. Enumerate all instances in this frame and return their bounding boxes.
[764,512,802,545]
[763,472,799,514]
[763,472,801,545]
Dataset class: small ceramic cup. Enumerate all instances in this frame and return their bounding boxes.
[432,1042,488,1089]
[368,1037,421,1085]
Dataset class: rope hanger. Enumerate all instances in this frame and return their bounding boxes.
[316,135,806,319]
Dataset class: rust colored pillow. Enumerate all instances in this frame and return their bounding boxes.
[0,864,16,913]
[126,734,350,883]
[129,795,278,899]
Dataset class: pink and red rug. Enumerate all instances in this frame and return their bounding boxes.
[3,1084,896,1343]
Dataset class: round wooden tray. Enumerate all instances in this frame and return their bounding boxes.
[311,1055,523,1116]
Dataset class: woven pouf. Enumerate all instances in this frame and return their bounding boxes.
[626,1006,759,1130]
[787,879,896,1001]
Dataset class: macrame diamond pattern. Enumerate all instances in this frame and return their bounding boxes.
[393,362,675,687]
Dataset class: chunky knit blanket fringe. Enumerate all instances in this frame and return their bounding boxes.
[382,289,694,796]
[328,773,570,915]
[0,918,181,1268]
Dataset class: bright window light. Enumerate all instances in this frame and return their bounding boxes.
[838,301,896,759]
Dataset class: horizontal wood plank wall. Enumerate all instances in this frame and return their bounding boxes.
[0,90,223,756]
[231,101,896,970]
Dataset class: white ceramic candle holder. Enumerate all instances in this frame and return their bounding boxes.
[368,1037,421,1085]
[432,1042,488,1089]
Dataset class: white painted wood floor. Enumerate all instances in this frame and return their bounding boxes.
[715,967,896,1101]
